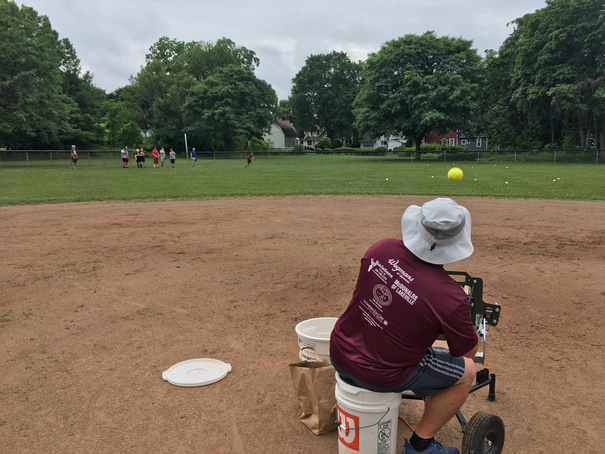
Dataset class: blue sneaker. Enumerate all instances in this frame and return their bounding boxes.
[404,438,460,454]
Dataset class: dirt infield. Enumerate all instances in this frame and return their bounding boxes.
[1,196,604,454]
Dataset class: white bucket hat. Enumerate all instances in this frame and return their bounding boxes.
[401,198,473,264]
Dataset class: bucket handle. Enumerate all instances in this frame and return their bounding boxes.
[335,407,391,431]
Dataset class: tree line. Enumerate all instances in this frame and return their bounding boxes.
[1,0,603,152]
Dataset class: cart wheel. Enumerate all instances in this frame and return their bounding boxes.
[461,411,505,454]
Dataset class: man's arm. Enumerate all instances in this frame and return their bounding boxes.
[463,333,480,359]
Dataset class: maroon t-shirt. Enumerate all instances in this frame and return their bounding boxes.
[330,238,478,388]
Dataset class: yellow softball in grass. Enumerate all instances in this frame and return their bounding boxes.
[448,167,464,182]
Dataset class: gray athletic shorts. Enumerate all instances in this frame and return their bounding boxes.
[333,347,466,398]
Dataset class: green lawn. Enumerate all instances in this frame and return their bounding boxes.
[0,154,603,206]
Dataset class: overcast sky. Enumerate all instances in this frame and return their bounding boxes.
[21,0,546,100]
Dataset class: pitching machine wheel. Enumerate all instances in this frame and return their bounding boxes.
[461,411,505,454]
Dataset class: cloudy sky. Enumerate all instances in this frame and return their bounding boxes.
[21,0,546,100]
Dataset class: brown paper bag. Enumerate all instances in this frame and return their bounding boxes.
[289,360,338,435]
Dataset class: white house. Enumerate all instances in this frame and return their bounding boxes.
[360,135,407,150]
[263,120,298,148]
[302,134,319,149]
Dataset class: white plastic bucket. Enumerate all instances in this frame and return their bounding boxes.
[295,317,337,361]
[335,374,402,454]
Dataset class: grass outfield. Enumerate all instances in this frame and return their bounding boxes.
[0,154,603,206]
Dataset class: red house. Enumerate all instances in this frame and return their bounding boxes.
[424,130,458,146]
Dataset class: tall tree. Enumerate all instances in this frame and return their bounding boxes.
[0,0,74,149]
[480,49,523,148]
[103,95,143,149]
[128,37,261,148]
[151,73,197,149]
[60,38,107,148]
[182,65,277,151]
[145,36,192,75]
[354,32,482,159]
[486,0,605,149]
[185,38,260,82]
[291,51,361,143]
[276,99,294,123]
[128,59,173,134]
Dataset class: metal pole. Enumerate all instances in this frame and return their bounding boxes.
[184,133,188,163]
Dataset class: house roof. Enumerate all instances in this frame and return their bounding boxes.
[277,120,297,138]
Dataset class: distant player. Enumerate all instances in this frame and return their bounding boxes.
[120,146,129,168]
[169,148,176,167]
[245,152,254,168]
[190,148,196,167]
[159,147,166,167]
[135,149,145,168]
[70,145,78,169]
[152,147,160,168]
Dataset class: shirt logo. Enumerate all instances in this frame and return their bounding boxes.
[373,284,392,307]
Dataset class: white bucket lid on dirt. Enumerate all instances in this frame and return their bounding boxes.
[162,358,232,387]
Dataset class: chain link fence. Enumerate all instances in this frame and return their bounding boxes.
[0,148,602,169]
